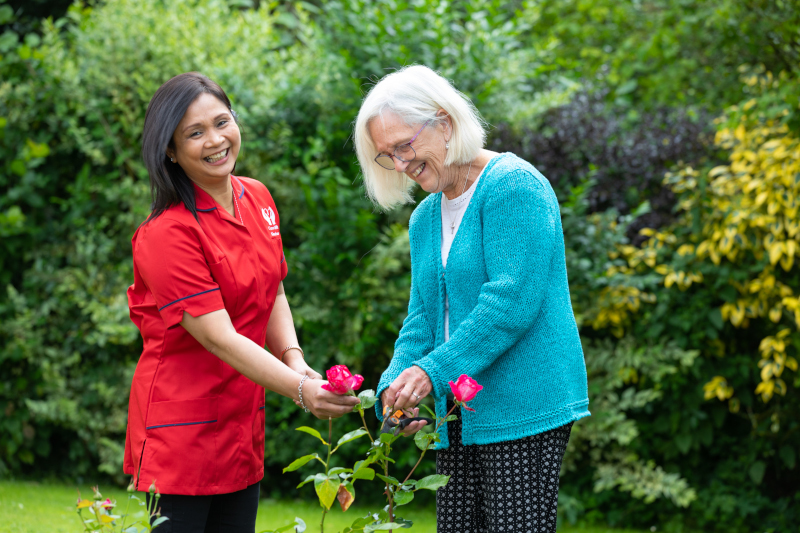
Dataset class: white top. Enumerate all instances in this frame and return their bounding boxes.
[441,157,495,340]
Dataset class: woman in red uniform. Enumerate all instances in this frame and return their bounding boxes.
[124,72,359,532]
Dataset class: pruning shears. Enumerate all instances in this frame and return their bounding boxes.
[380,405,434,435]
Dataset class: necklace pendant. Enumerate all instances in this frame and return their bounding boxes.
[450,222,455,234]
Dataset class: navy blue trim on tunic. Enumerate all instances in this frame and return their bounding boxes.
[196,206,217,212]
[258,406,266,411]
[146,419,217,430]
[280,253,285,264]
[234,176,246,199]
[158,288,220,311]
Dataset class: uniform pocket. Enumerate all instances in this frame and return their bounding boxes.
[208,257,239,316]
[141,397,220,491]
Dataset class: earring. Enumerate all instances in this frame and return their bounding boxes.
[445,142,450,150]
[170,158,175,163]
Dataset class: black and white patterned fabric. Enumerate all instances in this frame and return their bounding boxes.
[436,403,573,533]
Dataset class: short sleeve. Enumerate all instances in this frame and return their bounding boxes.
[133,218,225,328]
[280,251,288,280]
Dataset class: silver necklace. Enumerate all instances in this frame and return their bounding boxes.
[444,160,474,235]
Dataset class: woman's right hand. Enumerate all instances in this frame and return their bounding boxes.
[301,379,360,419]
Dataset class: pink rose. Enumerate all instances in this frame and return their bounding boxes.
[101,498,114,510]
[448,375,483,411]
[321,365,364,395]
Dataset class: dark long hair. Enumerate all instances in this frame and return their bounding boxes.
[141,72,235,223]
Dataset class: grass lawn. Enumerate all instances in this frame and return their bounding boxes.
[0,480,646,533]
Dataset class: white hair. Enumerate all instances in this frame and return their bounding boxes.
[354,65,487,210]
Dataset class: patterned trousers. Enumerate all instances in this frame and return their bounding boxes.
[435,405,573,533]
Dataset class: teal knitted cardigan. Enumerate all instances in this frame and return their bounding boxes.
[376,153,590,449]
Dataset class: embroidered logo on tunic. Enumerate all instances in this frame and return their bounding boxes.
[262,207,276,226]
[262,206,280,237]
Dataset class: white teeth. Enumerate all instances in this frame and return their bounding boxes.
[412,163,425,178]
[205,149,227,163]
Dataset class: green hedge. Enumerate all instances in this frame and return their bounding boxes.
[0,0,798,531]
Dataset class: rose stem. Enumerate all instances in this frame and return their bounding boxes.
[321,417,333,533]
[358,409,374,443]
[401,403,458,486]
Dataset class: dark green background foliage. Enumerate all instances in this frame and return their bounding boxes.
[1,0,798,531]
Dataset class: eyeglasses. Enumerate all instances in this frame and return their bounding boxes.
[374,120,431,170]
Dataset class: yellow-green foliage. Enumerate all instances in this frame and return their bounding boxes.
[592,73,800,407]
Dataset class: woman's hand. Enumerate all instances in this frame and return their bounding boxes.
[301,379,360,419]
[382,366,433,411]
[396,407,429,437]
[283,350,323,379]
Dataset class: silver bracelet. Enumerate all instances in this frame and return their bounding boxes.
[298,375,310,413]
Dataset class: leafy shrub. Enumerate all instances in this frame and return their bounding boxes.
[488,90,718,242]
[582,69,800,531]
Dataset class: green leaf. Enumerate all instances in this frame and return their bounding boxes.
[394,517,413,528]
[414,431,434,451]
[376,473,400,486]
[352,467,375,481]
[415,474,449,491]
[444,414,458,422]
[328,467,352,476]
[338,428,369,447]
[26,139,50,159]
[296,426,327,445]
[749,461,766,485]
[283,454,321,473]
[420,404,436,418]
[358,389,378,410]
[379,432,397,444]
[259,517,307,533]
[353,457,375,473]
[314,473,340,510]
[152,516,169,526]
[296,474,316,489]
[0,6,14,25]
[348,514,375,529]
[393,490,414,506]
[674,433,691,454]
[616,79,638,95]
[365,523,405,532]
[10,160,25,177]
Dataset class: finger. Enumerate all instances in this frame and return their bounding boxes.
[384,382,402,406]
[394,383,420,410]
[401,420,427,437]
[308,369,323,380]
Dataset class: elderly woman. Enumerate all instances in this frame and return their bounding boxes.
[354,65,590,532]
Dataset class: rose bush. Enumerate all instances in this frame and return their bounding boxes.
[271,367,482,533]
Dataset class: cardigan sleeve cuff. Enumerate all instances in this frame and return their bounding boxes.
[413,358,448,400]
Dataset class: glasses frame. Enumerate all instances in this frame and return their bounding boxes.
[374,120,431,170]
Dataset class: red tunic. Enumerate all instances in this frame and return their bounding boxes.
[124,175,287,495]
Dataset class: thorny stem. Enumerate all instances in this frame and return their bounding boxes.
[321,417,333,533]
[401,403,458,486]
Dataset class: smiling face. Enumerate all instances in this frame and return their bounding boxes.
[167,92,241,187]
[368,110,454,195]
